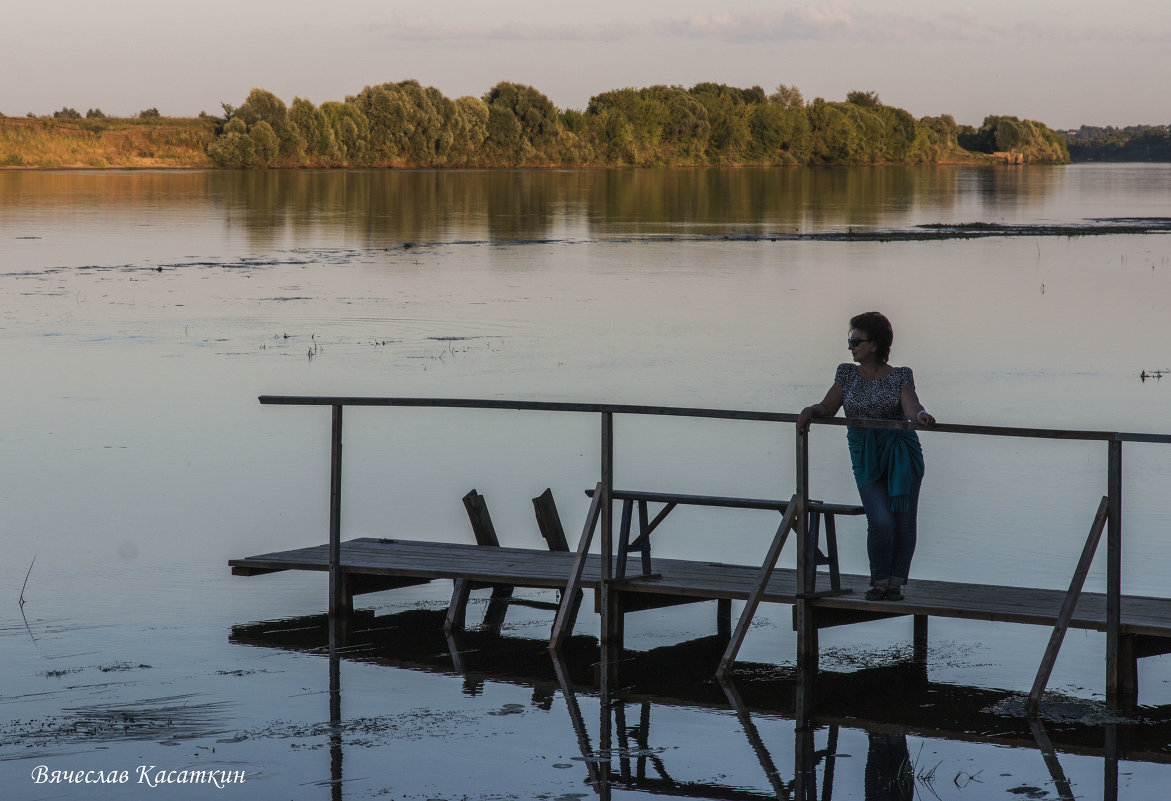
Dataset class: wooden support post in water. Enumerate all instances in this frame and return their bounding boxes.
[1027,496,1110,715]
[913,615,929,665]
[717,598,732,639]
[444,582,471,633]
[1106,440,1124,709]
[1119,635,1139,707]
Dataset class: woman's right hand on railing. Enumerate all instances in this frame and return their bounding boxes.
[797,405,817,432]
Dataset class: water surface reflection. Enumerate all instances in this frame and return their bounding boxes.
[231,606,1169,799]
[0,167,1069,248]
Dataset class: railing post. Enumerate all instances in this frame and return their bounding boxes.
[1106,439,1123,708]
[599,412,617,654]
[795,426,811,593]
[327,404,345,801]
[794,423,816,728]
[329,404,345,623]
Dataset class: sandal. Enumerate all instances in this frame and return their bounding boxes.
[864,586,887,601]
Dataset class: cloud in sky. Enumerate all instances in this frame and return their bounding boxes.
[664,2,855,43]
[369,14,630,43]
[370,1,1167,47]
[371,3,866,44]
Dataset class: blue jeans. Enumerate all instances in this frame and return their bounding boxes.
[857,475,922,586]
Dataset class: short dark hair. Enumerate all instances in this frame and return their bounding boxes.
[850,311,893,364]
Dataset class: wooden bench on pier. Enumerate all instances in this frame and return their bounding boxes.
[587,487,864,589]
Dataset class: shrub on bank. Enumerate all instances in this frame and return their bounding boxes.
[0,115,216,168]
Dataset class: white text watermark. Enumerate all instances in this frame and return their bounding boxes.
[31,765,246,789]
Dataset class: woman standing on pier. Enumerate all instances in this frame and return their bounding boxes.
[797,311,935,601]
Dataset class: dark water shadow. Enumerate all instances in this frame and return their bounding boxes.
[230,606,1171,799]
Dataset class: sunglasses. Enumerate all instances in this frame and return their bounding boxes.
[847,337,872,349]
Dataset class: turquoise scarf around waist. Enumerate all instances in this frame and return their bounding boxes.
[846,426,924,512]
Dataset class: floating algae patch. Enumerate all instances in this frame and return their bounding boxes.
[819,640,990,673]
[39,662,151,678]
[391,217,1171,244]
[910,218,1171,239]
[986,693,1144,726]
[819,641,993,674]
[225,708,477,750]
[97,662,152,673]
[0,693,233,754]
[820,643,918,670]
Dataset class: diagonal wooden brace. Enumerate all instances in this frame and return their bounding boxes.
[549,482,603,651]
[1027,495,1110,714]
[716,495,800,678]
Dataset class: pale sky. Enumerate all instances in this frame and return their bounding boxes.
[4,0,1169,129]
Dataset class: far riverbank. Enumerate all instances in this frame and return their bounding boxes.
[0,113,1032,170]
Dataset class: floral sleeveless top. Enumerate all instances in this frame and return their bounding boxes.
[834,363,914,421]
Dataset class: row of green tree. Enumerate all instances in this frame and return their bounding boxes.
[206,81,1069,168]
[48,106,161,120]
[1063,125,1171,162]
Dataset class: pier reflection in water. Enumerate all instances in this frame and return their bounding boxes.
[229,606,1163,800]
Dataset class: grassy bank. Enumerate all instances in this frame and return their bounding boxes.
[0,116,216,168]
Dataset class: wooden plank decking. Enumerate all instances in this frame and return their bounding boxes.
[230,537,1171,639]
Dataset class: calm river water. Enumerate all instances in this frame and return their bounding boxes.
[2,165,1171,799]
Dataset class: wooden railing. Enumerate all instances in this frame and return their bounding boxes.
[259,395,1171,712]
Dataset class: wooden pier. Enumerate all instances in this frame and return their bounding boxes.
[232,396,1171,719]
